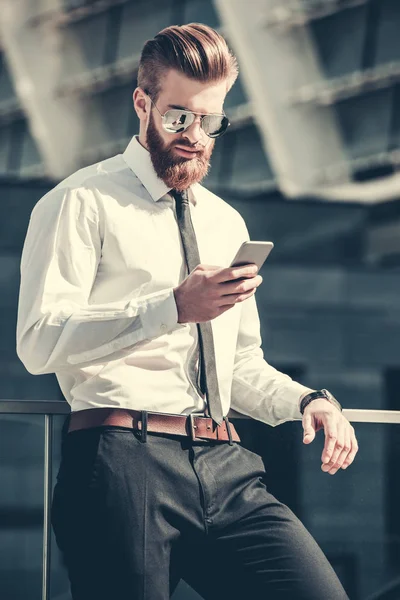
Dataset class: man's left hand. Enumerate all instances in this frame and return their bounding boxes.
[302,399,358,475]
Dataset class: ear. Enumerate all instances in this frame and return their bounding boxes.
[133,87,149,123]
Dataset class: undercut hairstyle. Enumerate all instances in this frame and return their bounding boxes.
[138,23,239,101]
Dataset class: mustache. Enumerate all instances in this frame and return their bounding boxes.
[172,140,206,151]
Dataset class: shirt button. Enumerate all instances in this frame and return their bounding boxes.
[160,324,168,333]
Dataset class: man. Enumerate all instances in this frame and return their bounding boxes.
[17,23,357,600]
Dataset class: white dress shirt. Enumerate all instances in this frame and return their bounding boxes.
[16,135,310,425]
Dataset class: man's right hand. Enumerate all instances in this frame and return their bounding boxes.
[173,264,263,324]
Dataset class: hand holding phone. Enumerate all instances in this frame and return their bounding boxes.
[173,241,270,324]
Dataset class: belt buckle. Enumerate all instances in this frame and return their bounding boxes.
[189,413,199,441]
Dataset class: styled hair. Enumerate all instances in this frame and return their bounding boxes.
[137,23,239,101]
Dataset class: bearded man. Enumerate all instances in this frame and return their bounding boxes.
[17,23,356,600]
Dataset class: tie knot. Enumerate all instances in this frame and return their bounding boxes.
[172,189,189,205]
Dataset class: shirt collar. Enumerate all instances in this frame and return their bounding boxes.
[122,135,197,205]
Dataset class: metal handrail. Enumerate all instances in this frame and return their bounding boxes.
[1,400,400,600]
[2,400,400,422]
[0,400,70,414]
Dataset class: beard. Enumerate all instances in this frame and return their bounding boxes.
[146,110,215,192]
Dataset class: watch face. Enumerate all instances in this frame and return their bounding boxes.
[322,389,341,411]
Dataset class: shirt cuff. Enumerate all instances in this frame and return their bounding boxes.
[273,381,313,423]
[138,287,179,339]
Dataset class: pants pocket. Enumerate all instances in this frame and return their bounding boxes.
[57,427,106,487]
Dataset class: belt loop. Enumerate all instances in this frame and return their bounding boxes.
[189,413,198,441]
[140,410,148,443]
[223,416,233,446]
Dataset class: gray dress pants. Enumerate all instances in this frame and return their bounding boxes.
[51,417,349,600]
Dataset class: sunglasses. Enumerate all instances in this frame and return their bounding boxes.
[145,91,230,139]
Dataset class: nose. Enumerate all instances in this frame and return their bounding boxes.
[181,116,206,146]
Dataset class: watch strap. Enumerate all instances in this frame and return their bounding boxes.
[300,389,342,414]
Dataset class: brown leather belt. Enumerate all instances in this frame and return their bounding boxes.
[68,407,241,443]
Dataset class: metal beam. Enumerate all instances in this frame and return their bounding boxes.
[0,0,87,178]
[264,0,369,29]
[214,0,351,197]
[214,0,400,203]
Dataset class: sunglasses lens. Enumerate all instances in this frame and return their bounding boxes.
[162,110,194,133]
[161,109,230,138]
[202,115,230,138]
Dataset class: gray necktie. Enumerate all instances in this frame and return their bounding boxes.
[172,188,224,425]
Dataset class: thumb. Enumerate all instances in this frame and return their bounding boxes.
[302,413,316,444]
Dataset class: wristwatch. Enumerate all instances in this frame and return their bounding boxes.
[300,388,342,414]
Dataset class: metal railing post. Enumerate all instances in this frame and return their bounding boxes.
[42,413,53,600]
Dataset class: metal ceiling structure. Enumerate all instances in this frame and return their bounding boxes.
[0,0,399,205]
[215,0,400,202]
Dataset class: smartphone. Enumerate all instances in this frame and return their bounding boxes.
[230,241,274,270]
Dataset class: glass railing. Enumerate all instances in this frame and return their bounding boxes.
[0,400,399,600]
